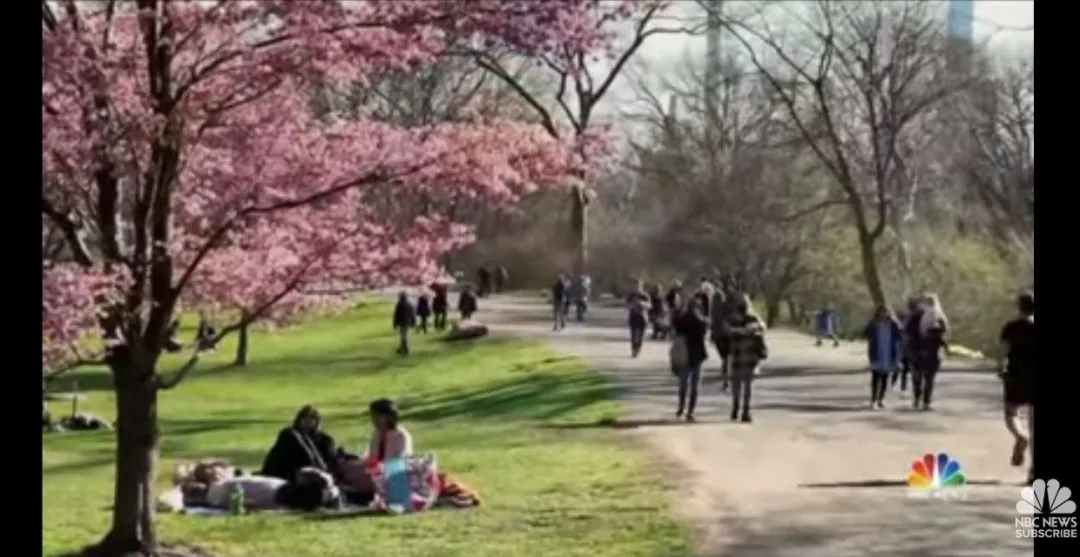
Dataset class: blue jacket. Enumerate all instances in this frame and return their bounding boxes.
[864,318,902,369]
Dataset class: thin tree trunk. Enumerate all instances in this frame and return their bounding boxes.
[785,300,799,325]
[764,297,781,329]
[234,315,249,367]
[87,358,159,557]
[857,231,887,309]
[570,188,588,275]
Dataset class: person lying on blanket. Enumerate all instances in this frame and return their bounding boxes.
[165,460,343,512]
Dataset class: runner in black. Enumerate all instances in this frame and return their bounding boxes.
[999,292,1035,484]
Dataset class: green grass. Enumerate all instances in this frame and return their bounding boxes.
[43,303,691,557]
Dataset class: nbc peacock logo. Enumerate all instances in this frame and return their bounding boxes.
[906,452,966,499]
[1014,479,1078,538]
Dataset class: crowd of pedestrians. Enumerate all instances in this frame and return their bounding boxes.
[389,267,1035,483]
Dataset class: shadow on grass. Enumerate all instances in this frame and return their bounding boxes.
[47,334,507,396]
[42,455,116,476]
[537,418,704,430]
[396,372,613,423]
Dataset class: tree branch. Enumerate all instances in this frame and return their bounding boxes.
[154,350,201,390]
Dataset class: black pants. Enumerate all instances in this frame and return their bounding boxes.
[870,372,889,402]
[416,315,429,333]
[396,327,410,355]
[911,366,939,407]
[677,363,702,416]
[461,310,474,321]
[433,310,448,330]
[891,357,909,390]
[629,320,646,356]
[713,338,731,385]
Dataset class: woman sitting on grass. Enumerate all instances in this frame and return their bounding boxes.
[340,398,482,509]
[339,398,413,496]
[260,405,346,482]
[363,398,413,464]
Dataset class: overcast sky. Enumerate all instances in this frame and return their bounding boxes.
[596,0,1034,124]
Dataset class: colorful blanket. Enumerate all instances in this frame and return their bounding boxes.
[435,471,481,508]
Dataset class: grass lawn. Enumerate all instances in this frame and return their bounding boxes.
[43,303,692,557]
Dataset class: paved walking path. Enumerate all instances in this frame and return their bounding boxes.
[479,295,1033,557]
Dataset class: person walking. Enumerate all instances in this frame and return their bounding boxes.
[709,288,731,391]
[648,283,667,340]
[814,306,841,347]
[477,266,492,298]
[457,285,478,321]
[431,282,449,331]
[672,297,709,422]
[912,294,949,411]
[550,274,569,331]
[392,291,416,356]
[694,276,715,317]
[893,297,922,392]
[626,281,650,358]
[999,292,1034,484]
[724,294,767,423]
[494,265,509,294]
[864,305,903,409]
[569,273,591,322]
[415,292,432,334]
[664,280,684,318]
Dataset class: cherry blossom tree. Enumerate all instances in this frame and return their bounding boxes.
[42,2,601,555]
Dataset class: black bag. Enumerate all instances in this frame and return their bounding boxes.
[754,335,769,361]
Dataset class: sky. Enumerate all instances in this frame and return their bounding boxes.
[599,0,1034,121]
[635,0,1034,70]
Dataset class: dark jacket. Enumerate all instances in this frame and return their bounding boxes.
[431,285,449,313]
[626,289,649,326]
[392,299,416,329]
[664,288,682,312]
[416,295,432,317]
[708,291,728,337]
[552,280,568,303]
[458,291,478,315]
[863,318,903,369]
[673,309,709,367]
[916,322,948,372]
[260,427,340,482]
[903,310,924,349]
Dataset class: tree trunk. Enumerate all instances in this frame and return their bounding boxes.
[234,316,249,367]
[570,188,588,275]
[87,358,159,557]
[786,300,800,325]
[764,297,781,329]
[857,231,887,309]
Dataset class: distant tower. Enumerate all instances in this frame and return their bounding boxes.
[946,0,974,75]
[703,0,724,119]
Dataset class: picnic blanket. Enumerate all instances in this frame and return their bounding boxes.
[160,456,481,515]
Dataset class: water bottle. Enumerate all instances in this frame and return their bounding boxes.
[382,457,411,511]
[229,484,246,516]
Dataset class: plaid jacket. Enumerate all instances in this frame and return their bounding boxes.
[726,315,767,372]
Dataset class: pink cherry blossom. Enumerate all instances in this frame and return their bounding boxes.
[42,1,601,373]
